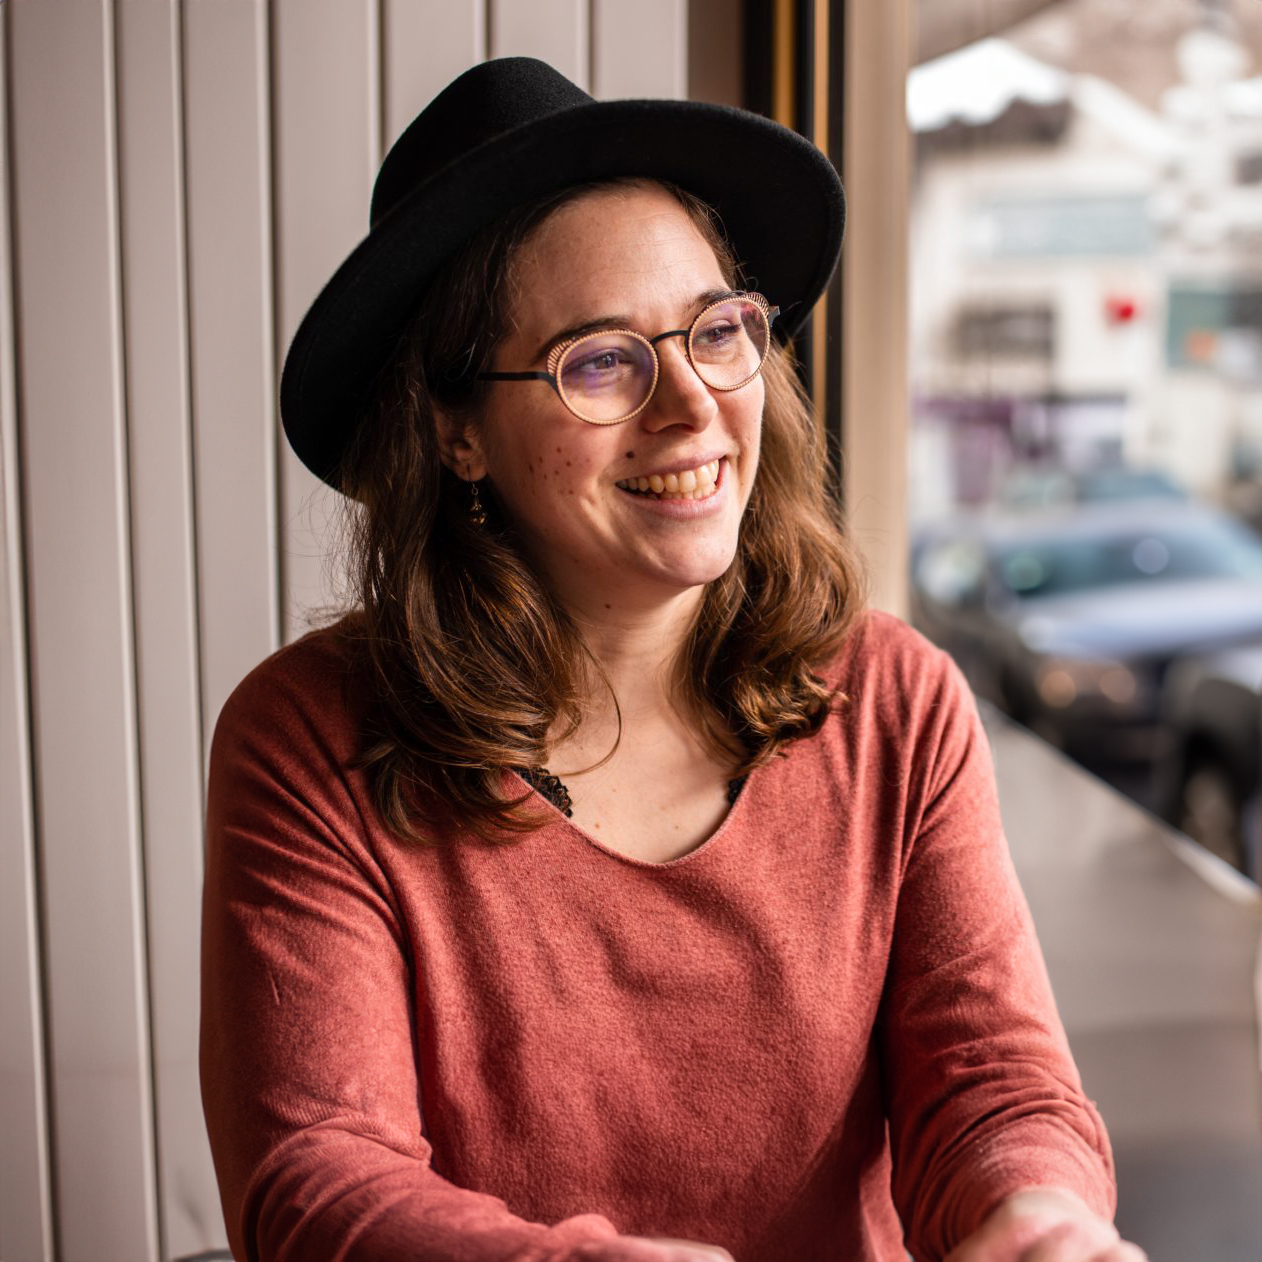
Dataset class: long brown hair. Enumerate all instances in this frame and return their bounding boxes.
[339,179,866,842]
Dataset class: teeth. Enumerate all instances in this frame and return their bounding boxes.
[617,460,721,499]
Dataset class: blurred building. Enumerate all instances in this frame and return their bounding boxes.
[908,4,1262,517]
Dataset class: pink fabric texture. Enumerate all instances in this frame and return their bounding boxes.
[200,612,1115,1262]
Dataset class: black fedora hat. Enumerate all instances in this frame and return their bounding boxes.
[280,56,846,488]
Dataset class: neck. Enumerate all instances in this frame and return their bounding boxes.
[547,583,705,760]
[574,587,701,704]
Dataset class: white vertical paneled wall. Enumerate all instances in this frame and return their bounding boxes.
[592,0,687,99]
[0,6,55,1258]
[272,0,379,642]
[0,2,703,1257]
[115,2,221,1257]
[491,0,589,89]
[183,0,280,756]
[8,7,159,1262]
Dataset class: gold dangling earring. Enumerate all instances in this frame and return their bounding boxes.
[468,478,487,526]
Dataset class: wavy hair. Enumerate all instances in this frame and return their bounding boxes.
[338,179,866,842]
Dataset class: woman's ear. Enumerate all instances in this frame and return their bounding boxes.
[434,410,488,481]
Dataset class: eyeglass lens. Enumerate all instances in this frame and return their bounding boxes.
[556,296,771,424]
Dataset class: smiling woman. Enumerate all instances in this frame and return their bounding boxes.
[200,56,1141,1262]
[335,173,856,850]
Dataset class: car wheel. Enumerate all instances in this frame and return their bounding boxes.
[1178,759,1246,871]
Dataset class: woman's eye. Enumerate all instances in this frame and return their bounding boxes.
[694,321,740,347]
[564,347,632,377]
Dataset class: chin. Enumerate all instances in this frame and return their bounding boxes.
[654,548,741,593]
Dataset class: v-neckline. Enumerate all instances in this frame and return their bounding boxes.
[507,765,754,868]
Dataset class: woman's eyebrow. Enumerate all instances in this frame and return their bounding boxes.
[530,288,740,362]
[531,315,632,363]
[695,286,739,309]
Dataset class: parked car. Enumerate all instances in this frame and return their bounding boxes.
[910,502,1262,784]
[1159,643,1262,878]
[998,464,1188,511]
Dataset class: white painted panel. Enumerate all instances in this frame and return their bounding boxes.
[114,2,224,1257]
[381,0,484,149]
[7,3,159,1260]
[0,7,55,1257]
[183,0,279,747]
[490,0,588,90]
[592,0,687,99]
[273,0,378,643]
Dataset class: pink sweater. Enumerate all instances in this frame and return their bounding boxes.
[200,612,1115,1262]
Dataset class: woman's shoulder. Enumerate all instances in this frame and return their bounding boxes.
[823,609,958,693]
[213,613,367,753]
[793,614,984,817]
[815,609,976,747]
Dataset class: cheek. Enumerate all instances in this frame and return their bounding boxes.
[749,380,766,431]
[552,445,582,493]
[531,445,599,496]
[735,387,764,461]
[491,436,603,511]
[734,398,764,506]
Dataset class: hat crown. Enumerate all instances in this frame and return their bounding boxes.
[370,58,594,226]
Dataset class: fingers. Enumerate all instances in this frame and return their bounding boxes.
[571,1235,735,1262]
[1014,1227,1148,1262]
[943,1188,1148,1262]
[643,1239,734,1261]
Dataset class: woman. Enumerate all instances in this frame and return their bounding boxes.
[201,58,1142,1262]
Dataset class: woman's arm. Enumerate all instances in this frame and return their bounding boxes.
[200,648,729,1262]
[875,645,1120,1261]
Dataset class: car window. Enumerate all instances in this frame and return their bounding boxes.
[998,516,1262,597]
[1073,470,1186,503]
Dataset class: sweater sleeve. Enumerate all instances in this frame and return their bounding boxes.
[199,651,620,1262]
[875,642,1116,1262]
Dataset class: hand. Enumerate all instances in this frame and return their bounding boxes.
[945,1188,1146,1262]
[572,1235,734,1261]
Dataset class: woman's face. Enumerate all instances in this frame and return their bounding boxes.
[453,183,764,617]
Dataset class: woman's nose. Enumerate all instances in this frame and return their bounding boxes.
[640,336,718,432]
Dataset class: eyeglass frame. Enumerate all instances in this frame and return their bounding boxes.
[476,291,780,426]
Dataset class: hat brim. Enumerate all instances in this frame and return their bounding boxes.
[280,97,846,487]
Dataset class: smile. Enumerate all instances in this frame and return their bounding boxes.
[615,459,721,500]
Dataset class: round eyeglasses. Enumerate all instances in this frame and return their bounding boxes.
[477,292,779,426]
